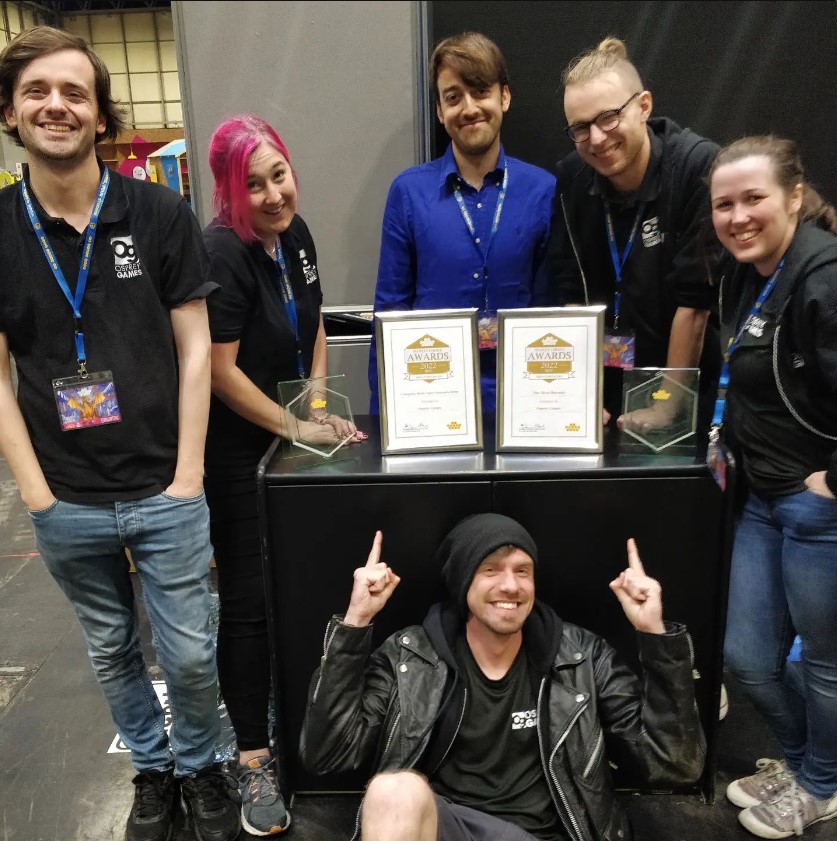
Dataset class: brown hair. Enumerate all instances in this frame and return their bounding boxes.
[710,135,837,233]
[0,25,126,145]
[561,36,643,91]
[430,31,509,102]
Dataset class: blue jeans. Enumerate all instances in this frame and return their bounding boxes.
[30,491,219,776]
[724,489,837,800]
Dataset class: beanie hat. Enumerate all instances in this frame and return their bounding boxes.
[437,513,538,618]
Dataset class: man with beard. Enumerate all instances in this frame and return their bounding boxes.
[301,513,704,841]
[368,32,556,416]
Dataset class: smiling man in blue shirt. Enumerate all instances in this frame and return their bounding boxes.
[369,32,556,416]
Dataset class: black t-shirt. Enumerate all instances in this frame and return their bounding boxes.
[0,167,216,503]
[203,216,324,475]
[727,264,835,495]
[432,637,564,840]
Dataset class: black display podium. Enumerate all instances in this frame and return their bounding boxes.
[256,417,735,802]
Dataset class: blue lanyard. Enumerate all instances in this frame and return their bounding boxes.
[453,164,508,311]
[603,200,645,330]
[273,241,305,378]
[21,168,110,375]
[712,259,785,427]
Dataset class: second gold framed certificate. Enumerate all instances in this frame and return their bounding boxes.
[376,308,483,455]
[496,306,605,452]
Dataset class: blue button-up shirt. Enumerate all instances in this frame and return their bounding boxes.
[369,143,556,415]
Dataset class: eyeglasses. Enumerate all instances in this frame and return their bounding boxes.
[564,92,641,143]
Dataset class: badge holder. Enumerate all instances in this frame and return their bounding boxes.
[277,374,358,465]
[53,369,122,431]
[478,311,498,350]
[603,331,636,369]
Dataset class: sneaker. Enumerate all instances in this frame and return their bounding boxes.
[727,758,794,809]
[181,764,241,841]
[739,783,837,838]
[239,755,291,836]
[125,769,179,841]
[719,683,729,721]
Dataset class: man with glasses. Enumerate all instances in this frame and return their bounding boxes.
[547,38,720,435]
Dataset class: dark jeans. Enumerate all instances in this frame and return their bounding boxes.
[724,489,837,800]
[205,473,271,752]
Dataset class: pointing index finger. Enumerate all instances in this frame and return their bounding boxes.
[626,537,645,574]
[366,530,383,567]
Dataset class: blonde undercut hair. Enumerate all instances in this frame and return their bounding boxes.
[561,37,644,91]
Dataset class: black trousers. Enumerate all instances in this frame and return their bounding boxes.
[205,472,271,752]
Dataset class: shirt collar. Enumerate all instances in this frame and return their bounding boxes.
[589,129,663,206]
[21,159,128,230]
[439,142,507,190]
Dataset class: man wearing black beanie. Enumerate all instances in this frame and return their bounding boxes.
[301,513,704,841]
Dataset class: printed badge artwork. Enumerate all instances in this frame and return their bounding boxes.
[404,334,452,382]
[603,332,635,369]
[53,370,122,431]
[478,312,498,350]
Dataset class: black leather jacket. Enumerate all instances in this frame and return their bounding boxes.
[300,601,705,841]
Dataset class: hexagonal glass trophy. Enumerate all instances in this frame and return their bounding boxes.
[277,375,357,461]
[620,368,699,455]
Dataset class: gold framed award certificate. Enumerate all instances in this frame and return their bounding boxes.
[376,309,483,455]
[496,306,605,452]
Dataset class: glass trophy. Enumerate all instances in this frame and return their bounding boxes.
[277,375,357,461]
[619,368,699,455]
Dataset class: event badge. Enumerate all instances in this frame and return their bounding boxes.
[478,311,498,350]
[52,370,122,431]
[602,331,635,369]
[706,427,727,492]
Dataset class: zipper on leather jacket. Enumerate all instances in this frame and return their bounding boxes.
[383,711,401,758]
[582,729,604,780]
[312,619,341,703]
[537,678,588,841]
[560,193,590,305]
[428,687,468,777]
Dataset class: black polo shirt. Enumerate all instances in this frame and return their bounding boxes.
[0,166,216,503]
[203,215,324,475]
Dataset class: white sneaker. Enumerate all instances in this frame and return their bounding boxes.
[727,758,793,809]
[739,783,837,838]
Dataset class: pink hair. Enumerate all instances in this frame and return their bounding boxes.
[208,114,297,243]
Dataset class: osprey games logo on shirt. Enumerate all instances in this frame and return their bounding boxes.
[110,235,143,279]
[300,249,319,285]
[512,708,537,730]
[641,216,663,248]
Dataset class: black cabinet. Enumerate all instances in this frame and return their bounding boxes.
[258,419,733,800]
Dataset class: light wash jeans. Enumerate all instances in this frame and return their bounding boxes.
[724,489,837,800]
[30,491,219,776]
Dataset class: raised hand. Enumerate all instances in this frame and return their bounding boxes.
[343,531,401,628]
[609,538,665,634]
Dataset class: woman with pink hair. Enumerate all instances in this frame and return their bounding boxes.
[202,115,363,836]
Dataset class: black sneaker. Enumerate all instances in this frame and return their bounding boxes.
[181,764,241,841]
[126,769,180,841]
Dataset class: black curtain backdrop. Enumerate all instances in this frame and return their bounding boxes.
[429,1,836,203]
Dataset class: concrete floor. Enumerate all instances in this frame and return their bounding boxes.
[0,454,831,841]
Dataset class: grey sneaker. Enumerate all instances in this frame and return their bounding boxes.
[239,756,291,836]
[739,784,837,838]
[727,758,794,809]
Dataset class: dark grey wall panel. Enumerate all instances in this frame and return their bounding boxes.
[173,1,420,308]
